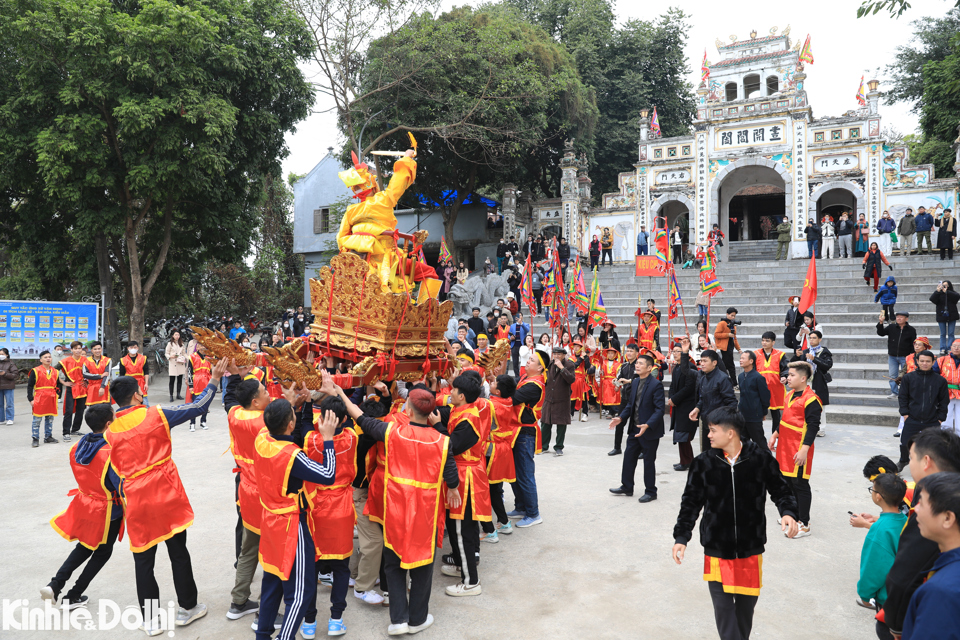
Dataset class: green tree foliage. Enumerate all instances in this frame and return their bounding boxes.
[0,0,314,344]
[885,8,960,178]
[858,0,960,19]
[508,0,696,197]
[352,5,597,257]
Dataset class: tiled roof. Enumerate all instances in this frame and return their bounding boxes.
[718,34,784,50]
[713,50,794,68]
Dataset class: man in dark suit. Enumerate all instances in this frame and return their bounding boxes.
[608,353,666,503]
[609,341,639,455]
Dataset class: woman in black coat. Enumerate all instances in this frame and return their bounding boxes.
[783,296,802,350]
[668,341,700,471]
[931,279,960,354]
[862,241,892,292]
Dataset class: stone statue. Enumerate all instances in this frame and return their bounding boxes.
[447,273,513,319]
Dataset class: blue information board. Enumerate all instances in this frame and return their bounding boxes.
[0,300,99,359]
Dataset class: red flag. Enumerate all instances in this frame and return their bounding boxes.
[798,255,818,314]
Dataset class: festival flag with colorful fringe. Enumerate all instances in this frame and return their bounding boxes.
[654,219,670,274]
[587,268,608,328]
[438,236,452,264]
[520,255,538,318]
[700,50,710,85]
[668,268,683,320]
[699,246,724,297]
[855,76,867,106]
[799,35,814,65]
[650,107,661,137]
[567,260,590,314]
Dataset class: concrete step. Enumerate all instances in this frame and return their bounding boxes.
[824,405,900,427]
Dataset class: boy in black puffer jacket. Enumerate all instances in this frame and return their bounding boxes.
[672,406,799,640]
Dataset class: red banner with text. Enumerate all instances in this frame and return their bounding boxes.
[635,256,665,277]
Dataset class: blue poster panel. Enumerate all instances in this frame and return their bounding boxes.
[0,300,99,358]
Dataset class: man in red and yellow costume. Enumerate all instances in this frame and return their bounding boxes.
[28,349,60,447]
[301,396,358,637]
[119,341,150,406]
[508,351,546,528]
[57,340,88,441]
[254,394,338,640]
[768,361,822,538]
[755,331,789,432]
[481,374,522,543]
[323,374,460,636]
[82,342,111,407]
[599,348,623,417]
[42,404,124,609]
[636,310,660,353]
[187,346,213,431]
[104,358,227,633]
[938,338,960,434]
[438,372,490,597]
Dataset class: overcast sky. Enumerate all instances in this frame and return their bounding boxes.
[281,0,954,180]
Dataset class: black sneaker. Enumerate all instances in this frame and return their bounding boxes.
[44,436,59,444]
[63,433,71,442]
[250,612,283,631]
[32,438,39,448]
[226,599,258,620]
[608,449,622,456]
[61,595,88,610]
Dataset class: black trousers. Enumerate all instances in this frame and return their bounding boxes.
[133,530,198,618]
[786,471,812,524]
[541,423,566,451]
[50,517,122,600]
[445,496,480,586]
[613,419,625,452]
[590,255,599,269]
[168,375,183,397]
[383,547,433,626]
[62,390,85,435]
[235,472,243,562]
[533,289,543,314]
[678,441,694,466]
[620,435,659,496]
[743,422,770,453]
[257,514,314,640]
[941,247,955,260]
[721,347,737,388]
[511,346,521,377]
[673,244,682,264]
[482,481,509,533]
[601,249,613,265]
[305,557,350,622]
[900,422,938,463]
[875,619,895,640]
[708,580,758,640]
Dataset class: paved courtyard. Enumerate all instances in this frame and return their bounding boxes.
[1,382,902,639]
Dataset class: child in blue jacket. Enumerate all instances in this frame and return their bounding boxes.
[875,276,898,322]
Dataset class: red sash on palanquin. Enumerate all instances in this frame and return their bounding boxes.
[121,354,149,396]
[365,412,409,525]
[50,441,115,549]
[304,427,357,559]
[487,396,521,483]
[704,555,762,596]
[253,430,302,580]
[228,406,265,534]
[32,365,59,417]
[517,374,545,453]
[776,387,821,479]
[186,353,212,402]
[446,404,491,521]
[60,356,89,400]
[755,349,786,410]
[106,406,193,552]
[84,357,112,405]
[382,422,450,569]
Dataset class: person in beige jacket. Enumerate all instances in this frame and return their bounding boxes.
[165,330,188,402]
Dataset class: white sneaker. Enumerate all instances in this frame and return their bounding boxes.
[580,414,589,422]
[5,420,12,425]
[408,614,434,634]
[348,577,356,588]
[387,622,409,635]
[189,425,196,432]
[792,524,812,539]
[445,582,482,597]
[440,564,461,577]
[175,603,207,626]
[354,589,384,605]
[200,422,208,430]
[140,619,164,637]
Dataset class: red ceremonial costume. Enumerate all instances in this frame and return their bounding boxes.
[32,365,59,416]
[487,396,521,483]
[517,374,545,453]
[776,387,822,479]
[304,427,358,559]
[637,321,658,352]
[187,353,211,402]
[365,412,410,525]
[937,354,960,400]
[84,357,112,405]
[60,356,89,401]
[120,354,149,396]
[446,404,491,521]
[598,356,622,407]
[382,422,450,569]
[754,348,786,410]
[50,440,117,549]
[105,406,193,551]
[704,555,762,596]
[570,345,590,410]
[228,406,265,534]
[253,430,303,579]
[255,354,283,399]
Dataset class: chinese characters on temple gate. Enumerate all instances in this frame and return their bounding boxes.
[793,119,807,240]
[564,202,571,240]
[869,154,880,231]
[656,170,690,184]
[539,209,561,220]
[636,173,648,231]
[717,121,786,148]
[813,153,860,173]
[696,132,708,243]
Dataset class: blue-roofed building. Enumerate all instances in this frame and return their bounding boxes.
[292,149,505,308]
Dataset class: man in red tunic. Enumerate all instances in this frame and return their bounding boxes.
[322,374,460,636]
[480,375,521,543]
[42,404,123,609]
[56,341,89,441]
[119,341,151,406]
[105,358,227,635]
[29,350,60,447]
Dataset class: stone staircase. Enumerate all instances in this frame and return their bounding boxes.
[533,256,959,427]
[726,239,779,262]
